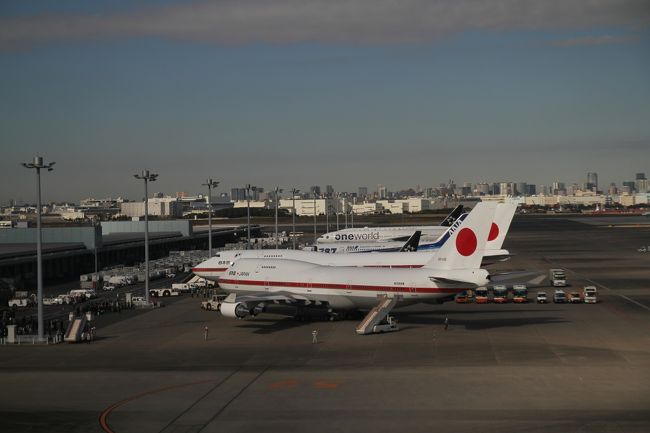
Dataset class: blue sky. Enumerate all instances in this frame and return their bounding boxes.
[1,0,649,202]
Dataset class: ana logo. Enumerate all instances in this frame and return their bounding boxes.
[488,223,499,241]
[455,228,477,256]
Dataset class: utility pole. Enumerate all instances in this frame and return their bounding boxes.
[21,156,55,341]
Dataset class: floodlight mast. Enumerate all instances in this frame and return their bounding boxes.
[246,184,257,249]
[291,188,299,249]
[274,187,283,249]
[133,170,158,305]
[21,156,55,342]
[202,179,219,257]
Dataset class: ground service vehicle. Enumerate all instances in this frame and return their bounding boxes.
[43,297,59,306]
[536,291,548,304]
[172,283,194,293]
[8,298,30,307]
[149,288,180,297]
[103,285,116,291]
[553,290,567,303]
[583,286,598,303]
[493,285,508,303]
[455,292,471,303]
[373,316,399,333]
[549,269,567,287]
[69,289,97,300]
[569,292,582,303]
[475,287,490,304]
[512,284,528,303]
[201,295,227,311]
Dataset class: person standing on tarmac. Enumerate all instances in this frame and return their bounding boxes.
[204,325,209,341]
[444,316,449,331]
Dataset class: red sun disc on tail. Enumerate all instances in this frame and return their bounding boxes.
[488,223,499,241]
[455,228,478,256]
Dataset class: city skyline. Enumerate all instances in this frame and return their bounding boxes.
[1,1,649,202]
[2,170,647,206]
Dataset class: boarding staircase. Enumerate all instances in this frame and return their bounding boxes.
[356,295,400,335]
[64,316,87,343]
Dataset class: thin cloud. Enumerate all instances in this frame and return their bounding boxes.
[550,34,640,47]
[1,0,649,50]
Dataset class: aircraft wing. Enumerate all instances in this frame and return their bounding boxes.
[224,291,310,304]
[429,277,480,287]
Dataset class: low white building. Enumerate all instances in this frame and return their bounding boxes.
[279,199,334,216]
[232,200,267,208]
[120,198,183,218]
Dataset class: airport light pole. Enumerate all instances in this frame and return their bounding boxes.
[313,193,318,245]
[291,188,299,249]
[325,204,329,233]
[273,187,283,249]
[134,170,158,305]
[21,156,55,341]
[335,194,340,230]
[202,179,219,258]
[344,196,348,228]
[246,184,257,249]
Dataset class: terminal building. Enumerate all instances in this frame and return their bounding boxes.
[0,221,259,290]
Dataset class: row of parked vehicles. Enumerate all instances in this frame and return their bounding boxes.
[456,285,598,304]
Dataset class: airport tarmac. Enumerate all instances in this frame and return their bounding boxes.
[1,215,649,433]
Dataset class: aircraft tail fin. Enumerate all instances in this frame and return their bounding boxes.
[399,231,421,252]
[486,203,517,250]
[440,205,464,227]
[424,201,497,270]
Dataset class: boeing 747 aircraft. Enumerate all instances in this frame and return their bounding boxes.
[217,202,497,323]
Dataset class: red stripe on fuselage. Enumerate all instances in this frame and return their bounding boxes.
[218,278,464,294]
[192,267,228,273]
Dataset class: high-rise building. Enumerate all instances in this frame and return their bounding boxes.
[310,186,321,197]
[622,181,636,193]
[377,184,387,199]
[586,172,598,191]
[325,185,334,197]
[527,184,537,195]
[358,187,368,199]
[231,188,246,201]
[551,182,565,195]
[516,182,528,196]
[635,173,648,193]
[475,183,490,195]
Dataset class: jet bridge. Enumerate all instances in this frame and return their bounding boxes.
[356,295,400,335]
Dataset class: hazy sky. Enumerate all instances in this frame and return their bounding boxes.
[1,0,649,203]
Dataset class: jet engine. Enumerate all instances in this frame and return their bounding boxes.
[220,302,250,319]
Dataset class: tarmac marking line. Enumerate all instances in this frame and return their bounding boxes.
[157,369,240,433]
[98,379,216,433]
[197,366,269,433]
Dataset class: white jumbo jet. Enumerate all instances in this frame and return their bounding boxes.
[316,205,464,244]
[214,201,497,319]
[192,203,516,282]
